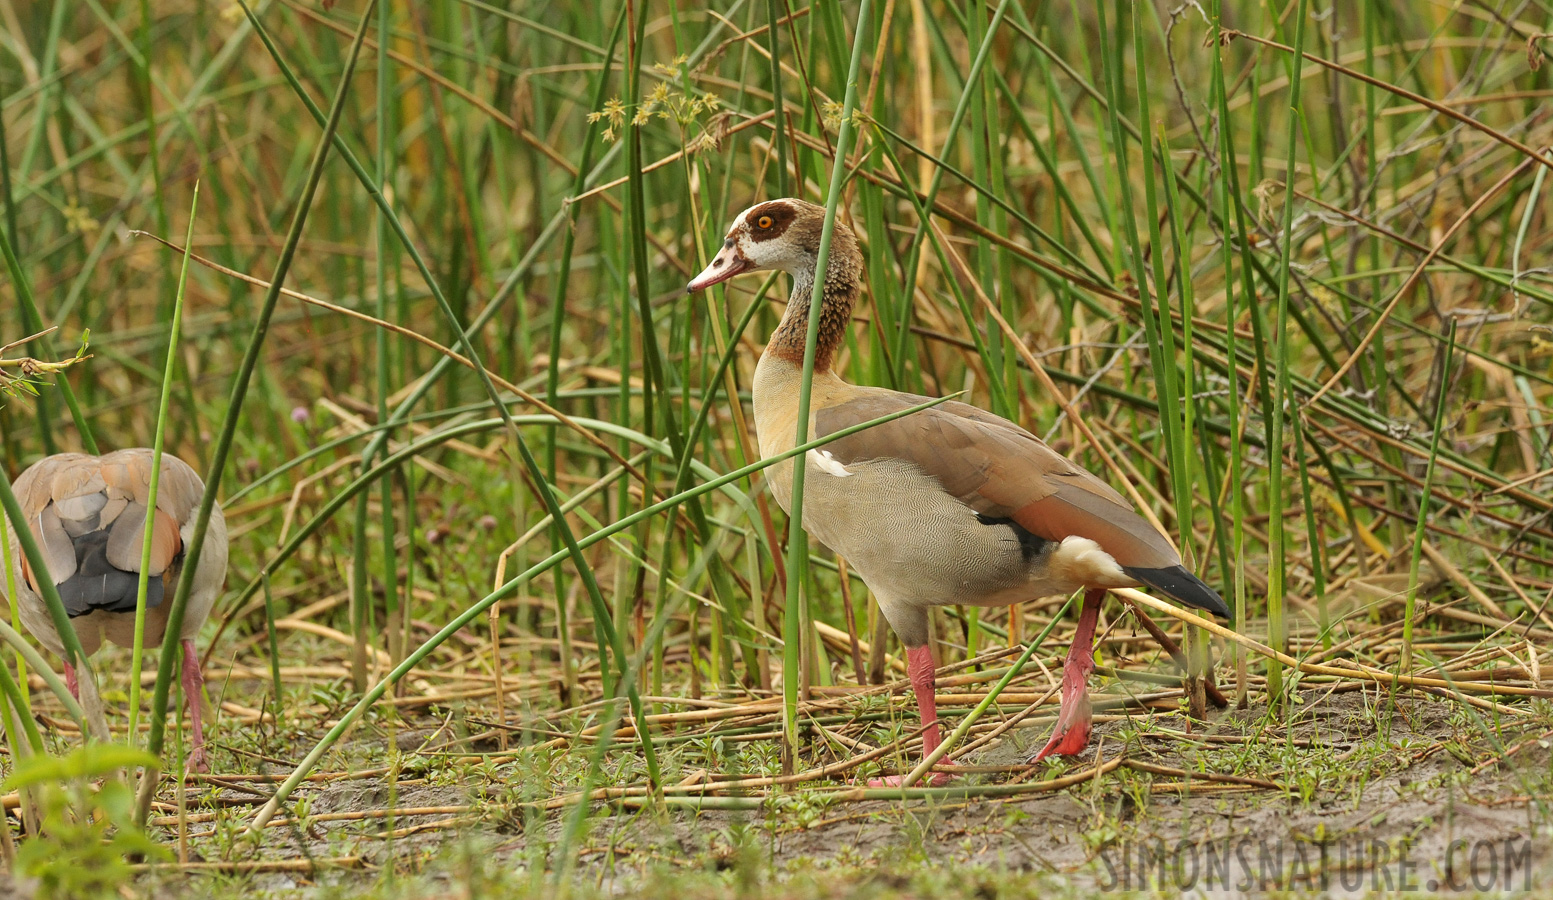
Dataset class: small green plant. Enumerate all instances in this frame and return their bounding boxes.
[0,329,91,407]
[4,743,170,900]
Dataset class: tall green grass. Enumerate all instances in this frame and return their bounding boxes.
[1,0,1551,859]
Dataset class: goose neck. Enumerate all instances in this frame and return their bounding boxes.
[765,240,861,371]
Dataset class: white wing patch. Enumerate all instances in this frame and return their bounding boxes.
[808,449,854,478]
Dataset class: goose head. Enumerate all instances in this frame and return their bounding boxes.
[686,198,829,292]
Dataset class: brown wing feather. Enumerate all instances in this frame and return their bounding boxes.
[817,389,1056,515]
[14,455,86,591]
[149,455,204,520]
[815,390,1181,569]
[45,456,105,505]
[103,505,181,576]
[148,510,183,575]
[101,456,140,502]
[94,450,196,576]
[105,502,149,571]
[34,506,76,584]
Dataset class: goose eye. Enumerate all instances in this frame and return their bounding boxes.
[757,215,773,229]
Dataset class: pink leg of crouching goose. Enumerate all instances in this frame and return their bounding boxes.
[181,639,209,774]
[868,644,957,787]
[1030,589,1105,763]
[63,662,80,700]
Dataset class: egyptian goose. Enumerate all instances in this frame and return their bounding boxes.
[4,449,227,772]
[688,198,1229,784]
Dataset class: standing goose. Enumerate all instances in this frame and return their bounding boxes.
[3,449,227,772]
[688,199,1229,784]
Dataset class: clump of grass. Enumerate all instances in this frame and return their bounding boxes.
[6,744,167,899]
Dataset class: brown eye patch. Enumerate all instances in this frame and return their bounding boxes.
[745,201,796,242]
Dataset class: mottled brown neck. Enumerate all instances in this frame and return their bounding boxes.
[766,227,862,372]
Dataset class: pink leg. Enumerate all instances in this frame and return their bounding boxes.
[63,662,79,701]
[868,644,957,787]
[908,645,944,760]
[180,640,209,774]
[1031,589,1105,763]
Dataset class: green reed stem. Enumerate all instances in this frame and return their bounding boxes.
[0,467,96,691]
[1210,0,1249,697]
[1264,0,1311,705]
[1293,420,1330,649]
[0,614,86,733]
[0,511,25,705]
[373,0,400,673]
[128,181,198,747]
[1401,321,1457,673]
[783,0,872,771]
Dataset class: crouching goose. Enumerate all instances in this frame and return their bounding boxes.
[3,449,227,772]
[688,198,1230,785]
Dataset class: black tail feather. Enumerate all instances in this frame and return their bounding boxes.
[1122,565,1230,620]
[55,531,165,617]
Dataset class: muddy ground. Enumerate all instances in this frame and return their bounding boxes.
[64,684,1548,898]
